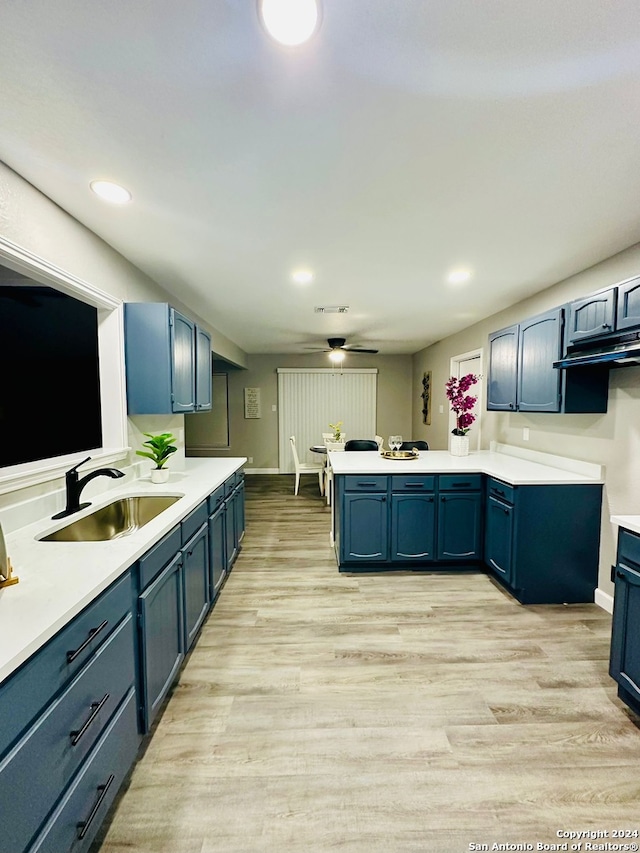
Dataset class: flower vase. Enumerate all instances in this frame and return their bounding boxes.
[450,435,470,457]
[150,468,170,484]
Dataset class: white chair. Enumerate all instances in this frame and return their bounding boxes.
[289,436,324,496]
[323,433,346,446]
[375,434,384,450]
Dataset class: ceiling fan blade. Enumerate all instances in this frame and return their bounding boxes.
[342,346,379,354]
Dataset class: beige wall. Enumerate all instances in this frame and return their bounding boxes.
[411,241,640,598]
[186,353,413,469]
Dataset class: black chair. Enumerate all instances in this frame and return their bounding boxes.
[344,439,378,451]
[399,440,429,451]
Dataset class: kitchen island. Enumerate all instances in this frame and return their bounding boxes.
[330,443,604,605]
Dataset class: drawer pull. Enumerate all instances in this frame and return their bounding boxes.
[452,481,471,487]
[494,489,506,496]
[404,482,425,488]
[66,620,109,663]
[70,693,110,746]
[76,773,115,840]
[357,482,378,487]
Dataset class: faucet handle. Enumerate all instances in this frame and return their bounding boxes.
[68,456,92,474]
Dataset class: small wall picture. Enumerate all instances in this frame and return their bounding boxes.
[421,371,431,425]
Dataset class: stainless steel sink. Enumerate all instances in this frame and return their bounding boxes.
[41,495,181,542]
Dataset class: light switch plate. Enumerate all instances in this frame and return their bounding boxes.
[523,427,530,441]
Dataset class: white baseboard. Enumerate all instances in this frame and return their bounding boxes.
[245,468,280,475]
[594,587,614,614]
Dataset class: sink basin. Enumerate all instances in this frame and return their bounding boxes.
[41,495,181,542]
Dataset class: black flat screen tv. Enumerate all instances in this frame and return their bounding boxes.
[0,272,103,468]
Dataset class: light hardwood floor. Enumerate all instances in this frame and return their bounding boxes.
[93,474,640,853]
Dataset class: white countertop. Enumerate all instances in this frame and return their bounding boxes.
[0,458,245,684]
[329,446,604,486]
[610,515,640,536]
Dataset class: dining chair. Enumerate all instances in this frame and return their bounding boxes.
[323,433,347,445]
[375,434,384,449]
[289,436,324,496]
[344,439,378,451]
[399,440,429,451]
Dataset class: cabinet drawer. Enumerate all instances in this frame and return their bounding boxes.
[439,474,482,492]
[224,475,236,498]
[0,571,132,760]
[486,478,515,505]
[0,615,135,853]
[207,484,225,514]
[138,525,181,589]
[343,475,388,492]
[391,475,435,492]
[29,687,140,853]
[618,529,640,568]
[181,500,208,545]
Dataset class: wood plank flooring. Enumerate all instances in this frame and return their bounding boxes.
[93,475,640,853]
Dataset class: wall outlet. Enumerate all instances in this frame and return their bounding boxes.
[248,456,253,463]
[439,405,444,414]
[523,427,530,441]
[271,404,277,412]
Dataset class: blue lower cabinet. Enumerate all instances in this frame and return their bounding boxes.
[209,503,227,600]
[225,494,237,570]
[342,492,388,562]
[484,494,514,584]
[182,522,210,650]
[235,479,246,546]
[138,552,185,732]
[610,535,640,714]
[437,492,483,561]
[29,688,140,853]
[391,493,435,561]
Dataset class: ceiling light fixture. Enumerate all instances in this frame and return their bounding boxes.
[329,349,345,364]
[292,269,314,284]
[258,0,321,46]
[90,180,132,204]
[447,267,472,285]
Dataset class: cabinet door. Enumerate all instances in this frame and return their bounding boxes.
[235,480,245,546]
[437,493,482,560]
[342,493,388,562]
[484,495,514,584]
[517,308,562,413]
[391,493,435,561]
[138,553,184,731]
[616,277,640,332]
[195,326,212,411]
[487,325,519,411]
[567,289,616,344]
[170,308,196,412]
[209,505,227,600]
[610,561,640,707]
[225,494,238,571]
[182,522,210,650]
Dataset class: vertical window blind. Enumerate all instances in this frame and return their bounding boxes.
[277,369,378,473]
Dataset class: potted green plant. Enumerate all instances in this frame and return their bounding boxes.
[136,432,178,483]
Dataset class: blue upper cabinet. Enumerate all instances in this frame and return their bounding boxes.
[566,288,616,344]
[616,276,640,332]
[487,324,519,411]
[517,308,563,412]
[195,325,212,411]
[487,307,608,414]
[124,303,211,414]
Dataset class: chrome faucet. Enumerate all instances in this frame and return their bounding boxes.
[52,456,125,520]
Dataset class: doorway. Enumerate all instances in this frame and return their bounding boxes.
[449,349,483,452]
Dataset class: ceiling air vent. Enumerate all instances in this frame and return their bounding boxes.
[314,306,349,314]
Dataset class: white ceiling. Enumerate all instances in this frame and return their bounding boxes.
[1,1,640,355]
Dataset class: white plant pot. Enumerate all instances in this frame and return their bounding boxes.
[450,435,470,457]
[150,468,170,484]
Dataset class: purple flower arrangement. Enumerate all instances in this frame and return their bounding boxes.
[445,373,479,435]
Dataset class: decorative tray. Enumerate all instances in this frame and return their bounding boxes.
[380,450,419,460]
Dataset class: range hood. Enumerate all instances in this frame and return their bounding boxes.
[554,331,640,368]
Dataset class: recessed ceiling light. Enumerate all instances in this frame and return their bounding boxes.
[292,269,314,284]
[447,267,472,284]
[329,349,345,363]
[89,180,132,204]
[258,0,321,46]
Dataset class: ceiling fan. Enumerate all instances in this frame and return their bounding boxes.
[307,337,379,356]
